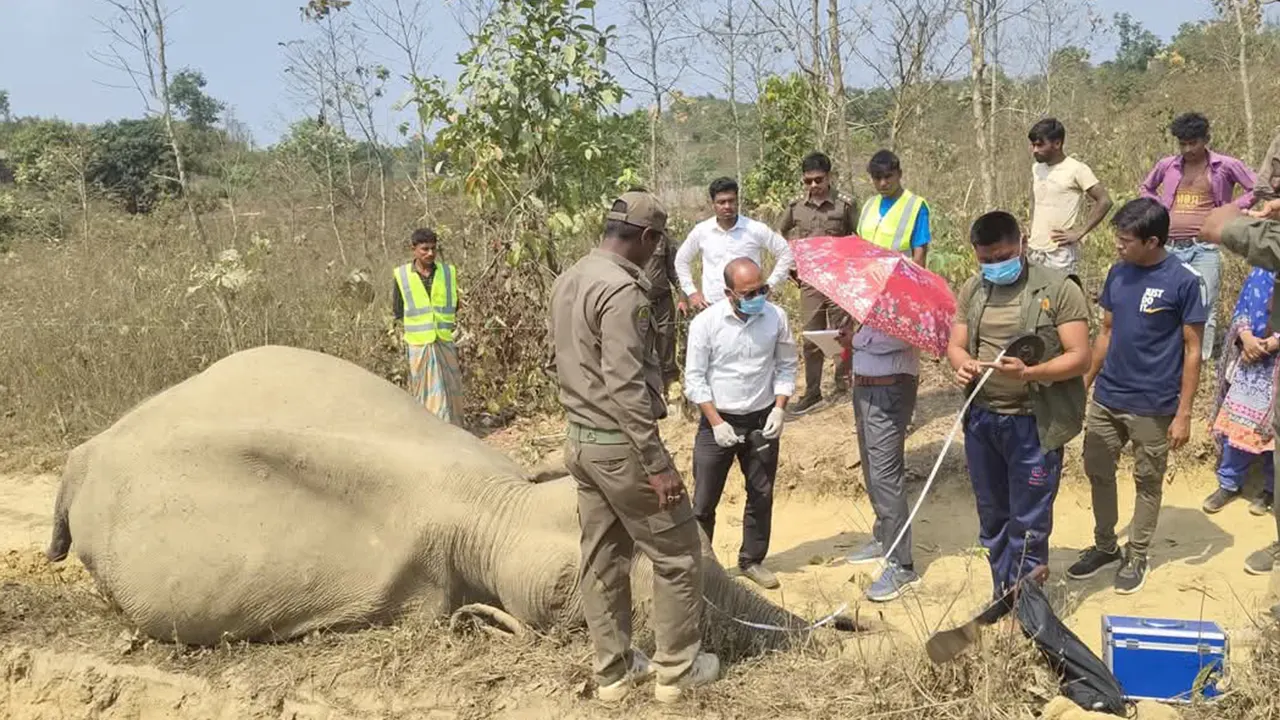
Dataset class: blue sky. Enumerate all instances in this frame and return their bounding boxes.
[0,0,1252,147]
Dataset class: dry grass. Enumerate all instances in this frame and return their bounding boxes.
[4,549,1277,719]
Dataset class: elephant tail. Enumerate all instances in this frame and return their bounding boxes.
[46,444,89,562]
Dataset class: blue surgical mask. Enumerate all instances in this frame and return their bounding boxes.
[737,294,767,315]
[981,256,1024,286]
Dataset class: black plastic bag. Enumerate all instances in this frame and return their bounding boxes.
[1014,578,1129,716]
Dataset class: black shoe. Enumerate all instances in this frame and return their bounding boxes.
[1202,488,1239,514]
[1250,491,1274,517]
[790,394,823,415]
[1065,545,1122,580]
[1114,551,1148,595]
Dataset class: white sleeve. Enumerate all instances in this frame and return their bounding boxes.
[772,308,798,397]
[761,222,795,289]
[674,225,700,297]
[682,314,714,405]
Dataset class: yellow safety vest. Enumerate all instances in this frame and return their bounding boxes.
[857,190,926,254]
[394,262,458,345]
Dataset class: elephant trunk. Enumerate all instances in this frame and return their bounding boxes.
[627,525,822,661]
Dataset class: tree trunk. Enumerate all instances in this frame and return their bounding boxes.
[964,0,994,210]
[727,0,742,183]
[1231,0,1257,163]
[987,3,998,205]
[827,0,854,185]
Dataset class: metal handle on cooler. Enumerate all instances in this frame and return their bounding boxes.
[1139,619,1185,629]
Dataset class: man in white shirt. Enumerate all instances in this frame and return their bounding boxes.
[1027,117,1113,275]
[674,177,794,312]
[684,257,797,590]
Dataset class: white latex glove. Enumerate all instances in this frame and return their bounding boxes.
[761,407,786,440]
[711,421,744,448]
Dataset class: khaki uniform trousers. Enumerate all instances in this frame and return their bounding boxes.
[799,281,851,398]
[564,425,703,685]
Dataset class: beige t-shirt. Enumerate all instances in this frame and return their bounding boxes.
[1029,157,1101,252]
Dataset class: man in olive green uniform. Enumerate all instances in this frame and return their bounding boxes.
[643,230,687,395]
[548,191,720,703]
[947,210,1092,619]
[779,151,858,414]
[1202,199,1280,623]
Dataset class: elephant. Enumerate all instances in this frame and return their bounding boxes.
[46,345,849,655]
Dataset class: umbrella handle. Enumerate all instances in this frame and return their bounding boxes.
[878,349,1006,571]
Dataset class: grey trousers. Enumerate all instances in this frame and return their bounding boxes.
[853,374,920,568]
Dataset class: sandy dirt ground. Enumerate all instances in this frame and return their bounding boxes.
[2,363,1277,718]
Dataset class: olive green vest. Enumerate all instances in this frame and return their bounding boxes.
[964,265,1086,452]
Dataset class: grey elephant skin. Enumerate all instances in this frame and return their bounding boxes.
[46,345,817,652]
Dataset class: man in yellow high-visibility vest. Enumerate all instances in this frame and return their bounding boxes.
[840,149,932,602]
[392,228,463,425]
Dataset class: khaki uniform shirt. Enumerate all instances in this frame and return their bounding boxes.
[779,192,859,241]
[549,249,670,475]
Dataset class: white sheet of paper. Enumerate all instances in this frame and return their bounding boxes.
[802,330,844,357]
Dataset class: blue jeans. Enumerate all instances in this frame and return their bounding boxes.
[1217,442,1275,494]
[963,407,1063,596]
[1168,242,1220,361]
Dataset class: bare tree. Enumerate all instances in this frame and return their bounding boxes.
[846,0,965,146]
[827,0,856,180]
[964,0,995,209]
[363,0,435,221]
[94,0,239,351]
[617,0,690,190]
[94,0,206,246]
[1214,0,1278,163]
[687,0,769,182]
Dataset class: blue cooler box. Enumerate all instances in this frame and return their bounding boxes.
[1102,615,1228,703]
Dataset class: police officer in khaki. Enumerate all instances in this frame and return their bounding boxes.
[549,190,720,703]
[778,151,858,414]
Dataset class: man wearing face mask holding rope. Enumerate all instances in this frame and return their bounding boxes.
[684,257,798,590]
[947,211,1093,619]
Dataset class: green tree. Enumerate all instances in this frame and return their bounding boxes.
[169,68,226,130]
[742,74,816,217]
[87,118,179,214]
[0,90,10,123]
[413,0,643,273]
[1110,13,1162,72]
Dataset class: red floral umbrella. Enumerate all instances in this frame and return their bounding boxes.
[792,234,957,358]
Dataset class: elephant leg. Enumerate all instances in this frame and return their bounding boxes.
[449,604,528,638]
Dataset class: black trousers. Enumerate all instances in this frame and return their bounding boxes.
[692,407,779,569]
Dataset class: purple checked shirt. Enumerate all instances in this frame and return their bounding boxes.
[1139,151,1257,211]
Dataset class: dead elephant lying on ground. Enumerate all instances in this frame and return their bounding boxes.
[46,345,851,658]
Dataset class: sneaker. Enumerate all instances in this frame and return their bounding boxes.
[1202,488,1240,514]
[844,540,884,566]
[1114,551,1148,595]
[741,563,780,590]
[1250,491,1274,517]
[1065,545,1123,580]
[597,648,656,702]
[654,652,720,703]
[866,564,922,602]
[790,394,823,416]
[1244,542,1280,576]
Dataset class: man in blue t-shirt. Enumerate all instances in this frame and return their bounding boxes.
[1067,198,1207,595]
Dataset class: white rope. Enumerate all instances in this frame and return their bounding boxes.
[702,593,850,633]
[877,349,1008,573]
